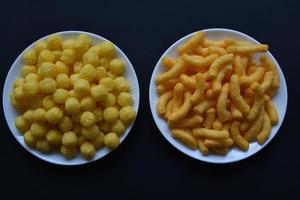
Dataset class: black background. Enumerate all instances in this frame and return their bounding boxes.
[0,0,299,199]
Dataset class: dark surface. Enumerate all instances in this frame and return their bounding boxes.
[0,0,299,199]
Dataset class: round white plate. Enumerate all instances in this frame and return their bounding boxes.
[3,31,140,165]
[149,28,288,163]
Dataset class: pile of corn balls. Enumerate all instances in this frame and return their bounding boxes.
[11,34,136,160]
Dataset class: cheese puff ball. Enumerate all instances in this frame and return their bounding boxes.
[15,116,30,134]
[91,134,104,150]
[22,80,39,98]
[119,106,136,125]
[59,116,74,132]
[25,73,39,81]
[73,61,83,73]
[80,142,96,160]
[99,121,112,133]
[13,78,24,88]
[110,59,125,75]
[107,71,117,79]
[72,123,82,135]
[30,122,48,139]
[42,95,56,110]
[98,42,116,58]
[56,74,70,89]
[90,84,107,102]
[70,74,80,86]
[61,49,77,64]
[52,50,62,61]
[45,106,63,124]
[62,39,74,49]
[23,49,37,65]
[100,77,115,92]
[21,65,37,78]
[33,108,46,122]
[117,92,133,107]
[39,78,57,94]
[69,90,81,99]
[29,95,43,109]
[71,111,83,122]
[36,139,52,152]
[82,124,101,140]
[53,88,70,104]
[34,40,48,54]
[14,86,26,101]
[38,62,58,78]
[102,93,116,107]
[82,50,100,66]
[80,111,96,127]
[47,34,62,50]
[62,131,78,147]
[95,66,107,81]
[23,109,35,123]
[10,93,27,109]
[99,58,110,70]
[114,77,130,93]
[24,131,37,147]
[81,96,96,111]
[46,129,62,146]
[65,97,81,114]
[73,34,91,54]
[55,61,69,74]
[104,132,120,149]
[39,50,55,63]
[111,120,126,136]
[79,64,96,81]
[61,145,77,158]
[74,79,90,96]
[92,108,103,123]
[103,107,119,123]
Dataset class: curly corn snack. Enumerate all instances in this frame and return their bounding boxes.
[156,31,279,155]
[10,33,136,160]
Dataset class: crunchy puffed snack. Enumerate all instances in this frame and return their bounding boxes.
[10,34,136,160]
[156,31,279,156]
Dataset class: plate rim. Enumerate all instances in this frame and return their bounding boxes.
[149,28,288,164]
[3,30,140,166]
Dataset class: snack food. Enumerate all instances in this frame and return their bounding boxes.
[10,34,136,160]
[155,31,279,155]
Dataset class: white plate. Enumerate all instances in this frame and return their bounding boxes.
[149,28,288,164]
[3,31,140,165]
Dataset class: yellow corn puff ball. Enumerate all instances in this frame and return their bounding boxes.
[73,61,83,73]
[23,49,37,65]
[95,66,107,81]
[25,73,39,81]
[55,61,69,74]
[23,109,35,123]
[104,132,120,149]
[53,88,70,104]
[100,77,115,92]
[90,84,108,102]
[80,142,96,160]
[14,86,27,101]
[82,124,101,140]
[74,79,90,96]
[38,62,58,78]
[22,80,39,98]
[79,64,96,81]
[13,78,24,88]
[36,139,52,152]
[21,65,37,78]
[65,97,81,114]
[110,58,125,75]
[39,78,57,94]
[15,116,30,134]
[80,96,96,111]
[61,145,77,159]
[98,42,116,58]
[119,106,136,125]
[99,57,110,70]
[70,74,80,86]
[46,129,62,146]
[56,73,70,89]
[62,39,74,49]
[34,40,48,54]
[73,34,91,54]
[80,111,96,127]
[102,93,116,107]
[62,131,78,147]
[42,95,56,110]
[29,95,43,109]
[47,34,62,50]
[117,92,133,107]
[10,93,27,109]
[30,122,48,139]
[91,131,105,148]
[59,116,74,132]
[92,108,103,123]
[103,107,119,123]
[45,106,63,124]
[24,131,37,147]
[33,108,46,122]
[111,119,125,136]
[82,50,100,66]
[114,76,129,93]
[61,49,77,64]
[39,50,56,63]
